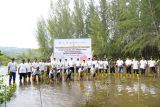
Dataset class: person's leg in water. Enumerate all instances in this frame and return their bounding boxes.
[9,72,13,85]
[126,66,132,78]
[118,67,123,78]
[141,68,145,77]
[151,67,157,79]
[136,69,139,79]
[19,73,22,83]
[28,72,31,83]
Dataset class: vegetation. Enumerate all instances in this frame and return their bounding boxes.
[36,0,160,59]
[0,50,10,66]
[0,76,16,104]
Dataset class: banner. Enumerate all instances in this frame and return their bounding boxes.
[54,38,92,61]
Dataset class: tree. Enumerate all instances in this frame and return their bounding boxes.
[36,17,51,58]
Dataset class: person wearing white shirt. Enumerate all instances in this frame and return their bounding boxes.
[140,57,147,76]
[125,58,132,78]
[78,60,87,80]
[103,58,109,74]
[18,59,27,83]
[32,59,40,81]
[69,58,75,73]
[51,58,57,69]
[8,58,17,85]
[75,58,81,73]
[56,59,63,81]
[63,58,69,74]
[92,59,98,73]
[25,59,32,82]
[90,64,96,80]
[148,57,157,78]
[98,59,103,73]
[116,58,124,78]
[132,58,139,78]
[66,58,74,80]
[87,58,92,73]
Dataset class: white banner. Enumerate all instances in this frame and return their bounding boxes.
[54,38,92,61]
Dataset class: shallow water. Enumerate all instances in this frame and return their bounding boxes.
[0,73,160,107]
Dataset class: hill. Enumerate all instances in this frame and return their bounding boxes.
[0,47,29,56]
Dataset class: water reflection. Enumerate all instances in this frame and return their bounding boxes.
[0,76,160,107]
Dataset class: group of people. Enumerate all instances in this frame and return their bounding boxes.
[7,57,160,85]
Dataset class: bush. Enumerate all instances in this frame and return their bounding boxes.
[0,76,16,104]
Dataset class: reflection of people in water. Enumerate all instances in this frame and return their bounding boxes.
[79,81,85,91]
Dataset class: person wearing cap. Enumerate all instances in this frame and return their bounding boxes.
[8,58,17,85]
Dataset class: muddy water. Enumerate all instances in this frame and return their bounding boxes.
[1,76,160,107]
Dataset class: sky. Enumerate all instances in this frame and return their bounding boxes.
[0,0,56,49]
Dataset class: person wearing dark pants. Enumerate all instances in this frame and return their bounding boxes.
[8,58,17,85]
[69,58,74,79]
[18,59,27,83]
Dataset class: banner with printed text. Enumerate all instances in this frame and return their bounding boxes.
[54,38,92,61]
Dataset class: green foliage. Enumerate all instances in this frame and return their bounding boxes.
[36,0,160,59]
[0,76,16,104]
[0,50,10,66]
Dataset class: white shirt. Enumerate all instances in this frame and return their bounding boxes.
[125,59,132,66]
[81,62,87,67]
[19,63,27,73]
[98,61,103,69]
[132,60,139,69]
[8,62,17,72]
[92,60,98,68]
[57,61,63,69]
[25,62,32,72]
[76,61,81,67]
[103,61,109,69]
[116,60,123,67]
[69,60,74,67]
[51,60,57,68]
[64,61,69,68]
[32,62,39,72]
[148,60,156,67]
[140,60,147,69]
[87,60,92,68]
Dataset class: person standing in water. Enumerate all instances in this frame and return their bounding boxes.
[8,58,17,85]
[132,58,139,79]
[148,57,157,79]
[18,59,27,83]
[25,59,32,82]
[116,58,124,78]
[125,58,132,78]
[140,57,147,77]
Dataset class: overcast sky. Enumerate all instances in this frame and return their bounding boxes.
[0,0,55,49]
